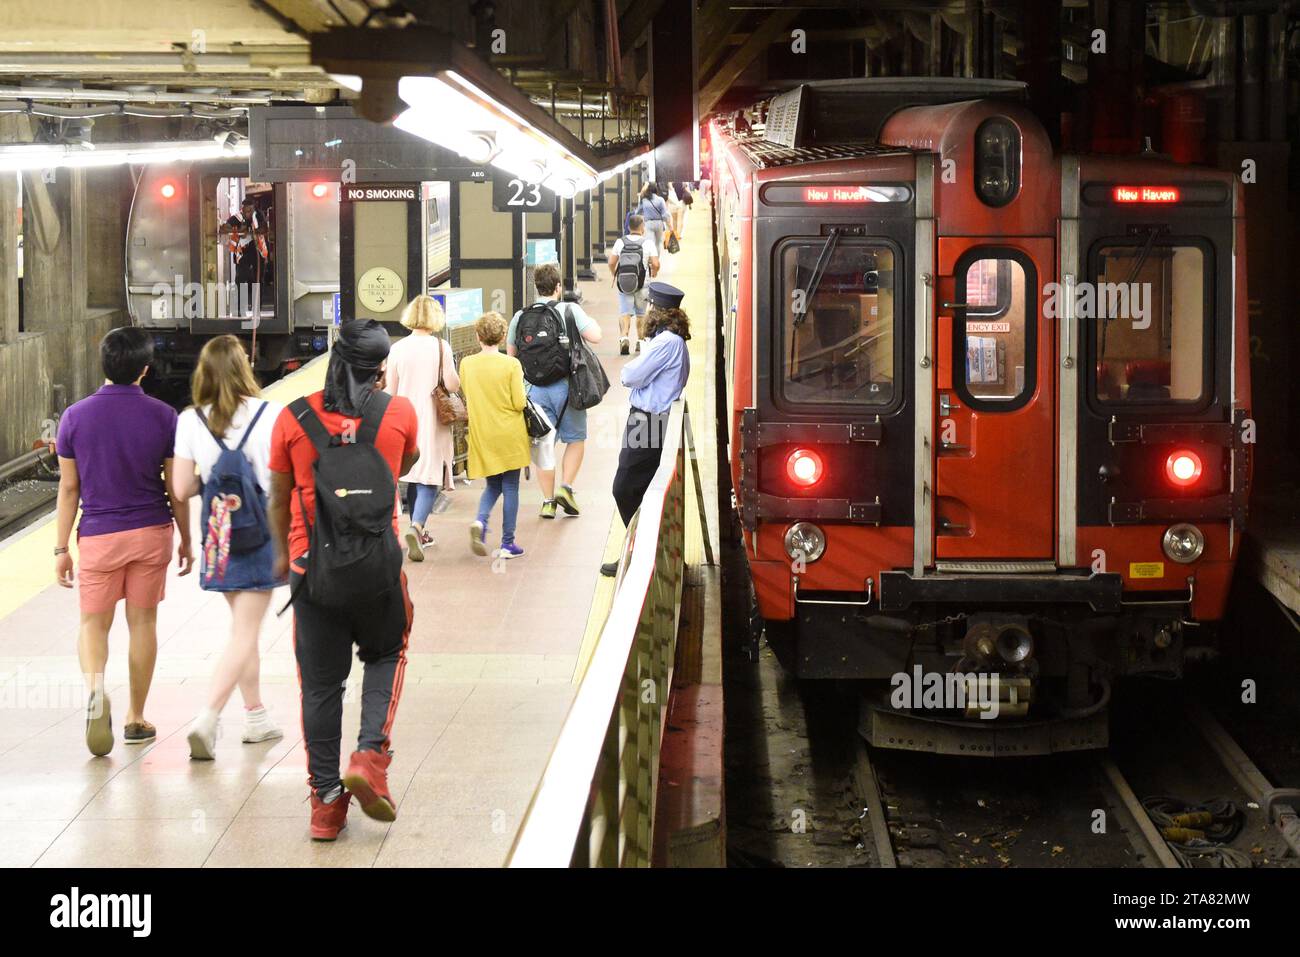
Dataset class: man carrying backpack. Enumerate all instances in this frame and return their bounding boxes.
[506,263,603,520]
[607,213,660,356]
[268,319,419,841]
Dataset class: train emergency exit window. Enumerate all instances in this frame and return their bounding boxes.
[1092,242,1207,404]
[779,239,896,407]
[956,255,1033,407]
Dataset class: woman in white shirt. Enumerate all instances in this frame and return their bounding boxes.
[386,295,460,561]
[171,335,284,759]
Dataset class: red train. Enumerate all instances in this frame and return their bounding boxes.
[711,82,1251,755]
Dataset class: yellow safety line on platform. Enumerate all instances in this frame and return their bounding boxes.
[572,199,717,684]
[0,354,329,623]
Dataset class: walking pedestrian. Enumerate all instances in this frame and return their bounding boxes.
[54,327,193,754]
[268,319,419,840]
[460,312,531,559]
[387,294,459,560]
[171,335,284,759]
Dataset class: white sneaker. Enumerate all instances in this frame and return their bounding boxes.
[241,706,284,744]
[188,714,219,761]
[404,525,425,562]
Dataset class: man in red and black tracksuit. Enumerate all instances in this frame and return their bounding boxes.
[269,319,419,841]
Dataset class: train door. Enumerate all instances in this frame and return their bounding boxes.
[198,174,276,323]
[933,237,1055,560]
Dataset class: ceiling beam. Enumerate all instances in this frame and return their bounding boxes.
[618,0,670,52]
[542,0,590,49]
[699,10,749,80]
[698,9,799,114]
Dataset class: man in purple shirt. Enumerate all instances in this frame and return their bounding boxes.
[55,327,192,756]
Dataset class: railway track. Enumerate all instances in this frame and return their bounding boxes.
[850,705,1299,870]
[0,448,58,543]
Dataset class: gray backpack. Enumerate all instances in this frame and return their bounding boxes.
[615,237,646,295]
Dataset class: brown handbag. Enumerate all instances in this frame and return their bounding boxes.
[432,338,468,426]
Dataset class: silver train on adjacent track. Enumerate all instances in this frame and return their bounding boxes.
[125,160,450,383]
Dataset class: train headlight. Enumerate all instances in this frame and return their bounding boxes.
[1162,523,1205,564]
[785,447,824,488]
[784,522,826,563]
[973,117,1020,207]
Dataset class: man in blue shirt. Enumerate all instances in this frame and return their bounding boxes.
[603,282,691,576]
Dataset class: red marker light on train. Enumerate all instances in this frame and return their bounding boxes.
[159,182,177,199]
[311,183,330,199]
[786,448,825,488]
[1165,450,1203,487]
[1112,185,1180,204]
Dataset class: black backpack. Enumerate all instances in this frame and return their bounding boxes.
[515,301,571,386]
[615,237,647,294]
[286,393,402,609]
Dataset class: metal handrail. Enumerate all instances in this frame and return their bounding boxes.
[508,400,692,867]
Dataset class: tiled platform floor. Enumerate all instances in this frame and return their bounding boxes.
[0,204,713,867]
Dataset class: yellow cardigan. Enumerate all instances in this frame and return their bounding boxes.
[460,349,531,478]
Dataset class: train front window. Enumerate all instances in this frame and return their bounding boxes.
[780,239,895,406]
[1092,242,1207,403]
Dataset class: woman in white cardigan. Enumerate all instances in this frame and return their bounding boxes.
[386,294,460,560]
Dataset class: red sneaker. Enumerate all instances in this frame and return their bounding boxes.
[309,789,351,841]
[343,749,397,822]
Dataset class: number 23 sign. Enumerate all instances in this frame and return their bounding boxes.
[491,175,556,214]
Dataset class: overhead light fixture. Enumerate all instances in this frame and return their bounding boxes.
[383,74,598,188]
[317,28,648,191]
[0,136,249,172]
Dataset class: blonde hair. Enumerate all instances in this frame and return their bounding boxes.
[475,311,507,347]
[400,294,446,332]
[191,335,261,436]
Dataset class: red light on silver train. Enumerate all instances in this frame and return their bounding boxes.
[1112,185,1180,204]
[159,182,177,199]
[311,182,330,199]
[1165,449,1203,488]
[786,448,824,488]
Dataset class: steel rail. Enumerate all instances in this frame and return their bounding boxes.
[1187,703,1300,858]
[1096,755,1184,868]
[852,746,898,868]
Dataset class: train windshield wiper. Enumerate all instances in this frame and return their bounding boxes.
[793,227,842,326]
[1122,224,1163,287]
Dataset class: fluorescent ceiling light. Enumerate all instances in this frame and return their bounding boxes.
[392,74,597,187]
[0,138,250,172]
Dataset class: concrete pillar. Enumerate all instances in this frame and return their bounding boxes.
[575,188,595,280]
[650,0,697,182]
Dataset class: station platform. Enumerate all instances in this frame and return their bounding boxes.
[0,203,717,867]
[1245,487,1300,617]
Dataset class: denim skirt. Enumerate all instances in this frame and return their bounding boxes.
[200,537,286,592]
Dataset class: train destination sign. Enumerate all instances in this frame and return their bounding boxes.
[343,184,419,202]
[1111,185,1180,203]
[759,182,911,206]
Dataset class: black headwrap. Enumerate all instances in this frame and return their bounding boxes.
[324,319,392,417]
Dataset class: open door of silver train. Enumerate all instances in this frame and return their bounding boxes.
[125,162,340,354]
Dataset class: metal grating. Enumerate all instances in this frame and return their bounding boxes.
[731,132,914,169]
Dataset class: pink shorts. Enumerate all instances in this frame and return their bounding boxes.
[77,524,173,614]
